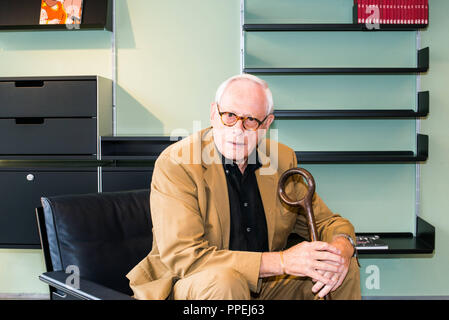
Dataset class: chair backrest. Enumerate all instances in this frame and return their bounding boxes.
[38,189,153,295]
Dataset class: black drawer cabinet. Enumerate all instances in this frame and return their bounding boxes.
[0,118,97,155]
[0,166,98,248]
[0,76,112,159]
[0,79,97,117]
[101,167,153,193]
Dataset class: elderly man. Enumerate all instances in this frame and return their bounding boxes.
[126,74,361,300]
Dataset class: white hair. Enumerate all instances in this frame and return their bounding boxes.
[214,74,274,115]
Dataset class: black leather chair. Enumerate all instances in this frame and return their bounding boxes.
[36,189,153,300]
[36,188,304,300]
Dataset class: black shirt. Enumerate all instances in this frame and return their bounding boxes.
[219,149,269,253]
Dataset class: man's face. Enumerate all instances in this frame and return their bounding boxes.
[210,79,274,163]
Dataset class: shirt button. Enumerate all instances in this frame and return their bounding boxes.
[246,227,251,233]
[243,202,248,207]
[225,170,229,174]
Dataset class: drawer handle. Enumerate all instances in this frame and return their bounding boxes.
[14,80,45,88]
[15,118,45,125]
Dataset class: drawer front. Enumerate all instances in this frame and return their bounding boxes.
[102,169,153,193]
[0,170,98,246]
[0,80,97,118]
[0,118,97,155]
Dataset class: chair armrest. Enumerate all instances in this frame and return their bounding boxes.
[39,271,135,300]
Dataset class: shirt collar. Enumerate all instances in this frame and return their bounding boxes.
[216,145,262,172]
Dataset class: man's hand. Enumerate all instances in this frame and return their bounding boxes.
[311,236,354,298]
[282,241,345,286]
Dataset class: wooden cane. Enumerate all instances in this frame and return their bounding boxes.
[278,167,331,300]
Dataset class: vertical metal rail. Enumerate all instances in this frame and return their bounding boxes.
[415,29,422,234]
[112,0,117,136]
[240,0,245,74]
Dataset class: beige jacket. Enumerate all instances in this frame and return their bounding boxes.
[126,127,356,299]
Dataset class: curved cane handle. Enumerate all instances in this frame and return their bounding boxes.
[278,167,318,242]
[278,168,315,208]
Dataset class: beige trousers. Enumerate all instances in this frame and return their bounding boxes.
[172,257,361,300]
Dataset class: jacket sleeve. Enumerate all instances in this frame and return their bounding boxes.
[150,154,262,292]
[288,151,357,244]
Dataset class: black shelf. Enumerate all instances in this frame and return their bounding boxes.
[100,134,428,164]
[287,216,434,256]
[0,155,96,160]
[0,0,112,32]
[100,136,185,161]
[244,47,429,75]
[295,134,428,164]
[243,23,427,32]
[356,216,435,255]
[274,91,429,119]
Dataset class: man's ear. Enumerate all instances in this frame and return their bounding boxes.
[264,114,275,129]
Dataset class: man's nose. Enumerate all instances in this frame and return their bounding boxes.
[233,118,245,132]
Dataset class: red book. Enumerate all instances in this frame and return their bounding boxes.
[423,0,427,24]
[402,0,408,24]
[416,0,421,24]
[392,0,397,24]
[377,0,384,24]
[416,0,420,24]
[363,0,369,23]
[359,0,362,24]
[406,0,410,24]
[385,0,389,24]
[361,0,365,24]
[389,0,393,24]
[408,0,413,24]
[400,0,405,24]
[366,0,375,23]
[372,0,377,24]
[413,0,417,24]
[419,0,426,24]
[387,0,393,24]
[380,0,384,24]
[366,0,371,24]
[391,0,396,24]
[425,0,429,25]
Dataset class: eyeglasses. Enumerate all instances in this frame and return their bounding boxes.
[216,103,270,131]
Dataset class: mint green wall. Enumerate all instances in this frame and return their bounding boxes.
[0,0,447,298]
[116,0,240,135]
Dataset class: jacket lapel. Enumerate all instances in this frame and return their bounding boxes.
[202,128,231,249]
[255,145,279,252]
